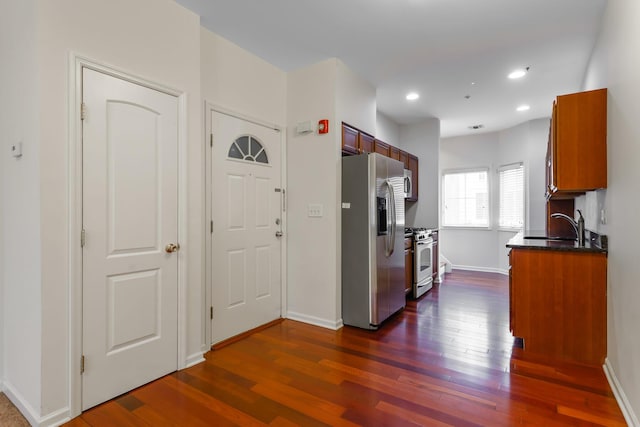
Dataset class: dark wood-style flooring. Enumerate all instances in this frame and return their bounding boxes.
[66,270,626,426]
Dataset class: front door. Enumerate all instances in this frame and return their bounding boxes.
[210,111,283,344]
[82,68,179,410]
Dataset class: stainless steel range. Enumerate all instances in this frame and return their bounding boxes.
[412,228,434,298]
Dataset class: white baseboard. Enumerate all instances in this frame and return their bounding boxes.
[2,380,71,426]
[185,352,206,369]
[39,407,71,427]
[3,380,40,426]
[604,358,640,427]
[452,265,508,275]
[286,311,343,330]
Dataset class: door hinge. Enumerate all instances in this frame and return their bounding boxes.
[210,306,213,319]
[80,228,86,247]
[81,102,87,121]
[80,355,85,374]
[210,134,213,147]
[210,220,213,234]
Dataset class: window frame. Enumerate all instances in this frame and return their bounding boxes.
[441,167,491,230]
[497,162,525,232]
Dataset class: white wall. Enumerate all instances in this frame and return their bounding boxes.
[400,119,441,228]
[440,119,548,273]
[336,61,377,136]
[0,0,42,416]
[8,0,202,422]
[580,0,640,423]
[286,59,341,328]
[285,59,377,328]
[376,111,400,144]
[201,29,286,126]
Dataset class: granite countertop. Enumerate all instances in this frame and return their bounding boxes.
[506,230,608,254]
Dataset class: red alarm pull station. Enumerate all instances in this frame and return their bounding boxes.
[318,119,329,134]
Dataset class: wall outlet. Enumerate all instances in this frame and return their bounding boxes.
[308,203,323,217]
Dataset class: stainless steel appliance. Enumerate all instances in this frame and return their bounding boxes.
[342,153,406,330]
[413,228,433,298]
[403,169,413,199]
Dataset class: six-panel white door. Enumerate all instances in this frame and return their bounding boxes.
[211,111,282,344]
[82,68,179,410]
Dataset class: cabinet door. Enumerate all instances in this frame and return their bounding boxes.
[374,139,390,157]
[399,150,409,169]
[551,88,607,194]
[404,248,413,295]
[407,154,419,201]
[342,124,359,155]
[390,145,400,161]
[510,248,606,366]
[359,132,375,154]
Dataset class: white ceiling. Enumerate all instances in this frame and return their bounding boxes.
[175,0,607,138]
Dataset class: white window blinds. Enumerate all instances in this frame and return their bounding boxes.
[442,169,489,227]
[498,163,524,230]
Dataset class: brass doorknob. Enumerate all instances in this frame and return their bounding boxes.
[165,243,180,253]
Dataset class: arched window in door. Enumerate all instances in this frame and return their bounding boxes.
[227,135,269,164]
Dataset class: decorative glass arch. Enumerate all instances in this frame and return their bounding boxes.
[228,135,269,164]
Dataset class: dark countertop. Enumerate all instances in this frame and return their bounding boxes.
[506,230,607,254]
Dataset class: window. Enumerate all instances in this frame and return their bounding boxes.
[442,169,489,227]
[228,135,269,164]
[498,163,524,230]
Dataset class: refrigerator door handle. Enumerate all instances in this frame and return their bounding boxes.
[385,180,396,257]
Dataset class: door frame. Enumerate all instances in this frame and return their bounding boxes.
[204,103,288,347]
[67,53,189,418]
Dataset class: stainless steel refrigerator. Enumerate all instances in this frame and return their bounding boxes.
[342,153,405,330]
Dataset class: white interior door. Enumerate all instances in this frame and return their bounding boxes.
[82,68,179,410]
[211,111,282,345]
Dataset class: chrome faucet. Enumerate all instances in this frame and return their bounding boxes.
[550,210,585,246]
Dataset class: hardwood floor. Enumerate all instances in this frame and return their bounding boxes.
[65,270,626,426]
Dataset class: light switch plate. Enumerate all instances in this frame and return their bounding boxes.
[308,203,323,217]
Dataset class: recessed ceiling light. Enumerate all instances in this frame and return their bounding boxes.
[508,67,530,79]
[516,105,530,112]
[406,92,419,101]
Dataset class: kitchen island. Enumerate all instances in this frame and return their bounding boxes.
[506,232,607,366]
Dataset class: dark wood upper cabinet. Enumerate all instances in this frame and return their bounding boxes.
[341,124,359,155]
[407,154,419,201]
[389,145,400,161]
[399,150,409,169]
[359,132,374,154]
[547,88,607,197]
[341,123,374,155]
[374,139,390,157]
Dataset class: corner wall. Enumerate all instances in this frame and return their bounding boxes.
[0,0,42,417]
[400,119,441,229]
[286,59,341,328]
[581,0,640,423]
